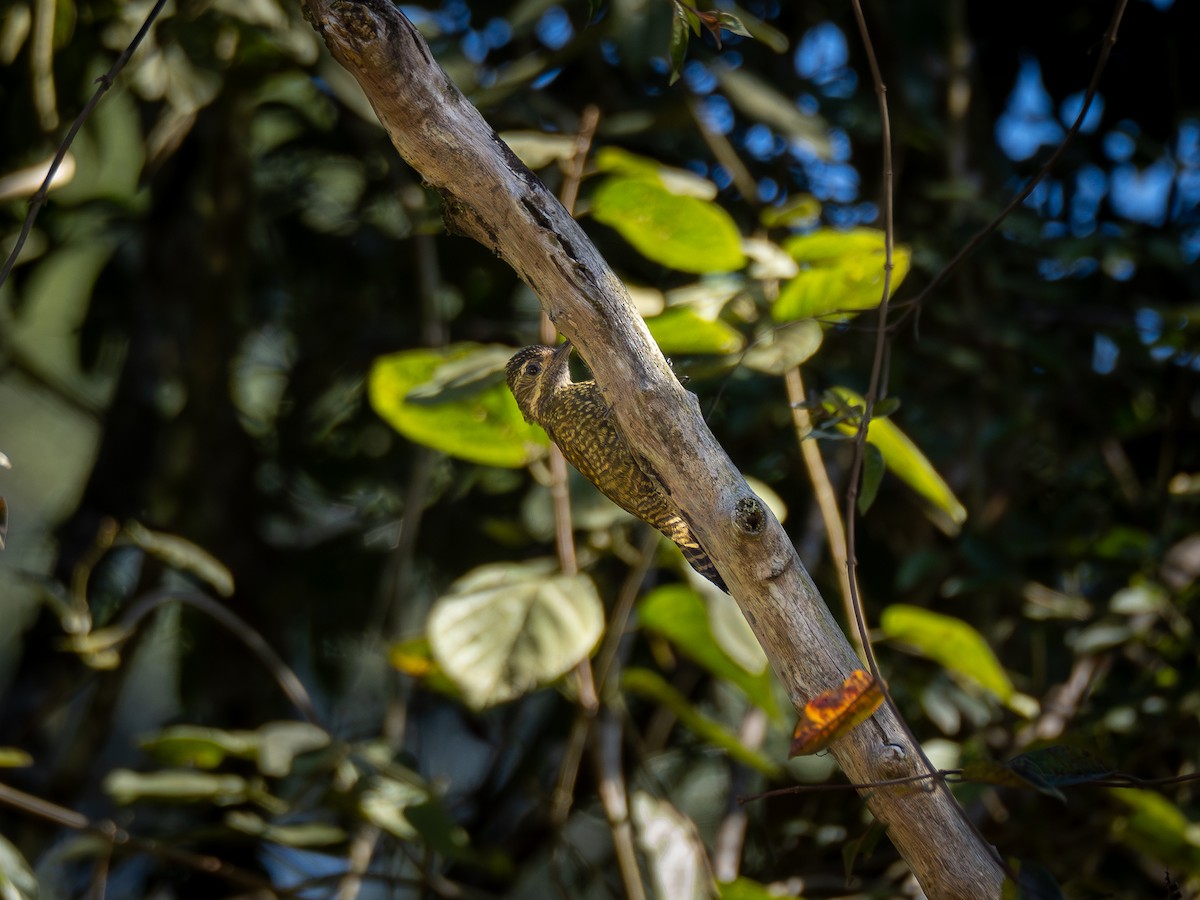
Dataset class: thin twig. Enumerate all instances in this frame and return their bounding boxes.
[0,0,171,291]
[594,709,648,900]
[784,366,861,657]
[0,781,276,892]
[115,588,322,726]
[898,0,1130,324]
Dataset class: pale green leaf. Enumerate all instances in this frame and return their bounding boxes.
[140,725,255,769]
[880,605,1015,704]
[591,176,746,273]
[427,562,604,708]
[225,811,346,847]
[125,521,235,596]
[255,721,330,777]
[368,345,547,468]
[828,386,967,532]
[631,792,709,900]
[645,307,744,356]
[741,320,823,374]
[104,768,252,806]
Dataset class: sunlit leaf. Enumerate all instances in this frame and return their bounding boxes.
[639,585,778,718]
[368,345,547,468]
[774,228,911,321]
[645,307,745,356]
[742,236,799,280]
[881,605,1022,708]
[741,321,824,375]
[595,147,717,199]
[623,668,782,775]
[591,176,746,273]
[632,792,709,900]
[827,387,967,533]
[125,521,235,597]
[789,669,883,757]
[718,877,786,900]
[427,562,604,708]
[359,774,430,840]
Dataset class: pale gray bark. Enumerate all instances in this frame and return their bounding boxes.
[299,2,1006,896]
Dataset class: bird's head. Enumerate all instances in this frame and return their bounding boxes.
[505,341,573,424]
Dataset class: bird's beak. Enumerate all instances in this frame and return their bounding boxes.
[552,339,573,363]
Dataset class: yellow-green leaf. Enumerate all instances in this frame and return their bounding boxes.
[828,386,967,532]
[774,228,910,321]
[645,307,745,356]
[591,176,746,274]
[368,345,547,468]
[881,605,1017,706]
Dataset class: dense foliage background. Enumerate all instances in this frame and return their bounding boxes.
[1,0,1198,896]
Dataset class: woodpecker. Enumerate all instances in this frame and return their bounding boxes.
[506,342,727,593]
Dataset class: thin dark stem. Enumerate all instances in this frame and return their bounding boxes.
[116,588,322,726]
[0,0,171,291]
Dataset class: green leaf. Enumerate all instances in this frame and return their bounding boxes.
[858,443,885,515]
[639,585,779,718]
[880,605,1017,706]
[741,320,823,375]
[827,387,967,533]
[591,176,746,273]
[645,307,745,356]
[773,228,911,321]
[668,4,689,86]
[426,562,604,708]
[622,668,783,777]
[368,344,548,468]
[718,877,786,900]
[359,774,428,840]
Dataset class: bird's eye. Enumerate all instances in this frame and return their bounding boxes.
[525,362,541,376]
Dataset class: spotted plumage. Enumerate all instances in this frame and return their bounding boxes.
[506,343,728,593]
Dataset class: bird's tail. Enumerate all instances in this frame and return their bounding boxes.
[661,516,728,593]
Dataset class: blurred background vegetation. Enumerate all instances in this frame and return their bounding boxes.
[1,0,1198,896]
